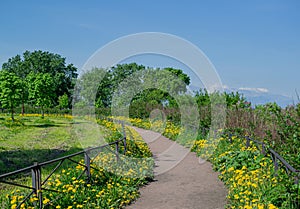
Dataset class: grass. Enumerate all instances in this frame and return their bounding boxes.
[0,115,154,209]
[0,115,83,175]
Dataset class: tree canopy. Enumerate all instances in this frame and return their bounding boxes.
[27,72,55,117]
[0,71,23,120]
[2,50,78,109]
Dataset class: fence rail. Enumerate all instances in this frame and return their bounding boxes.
[227,132,300,184]
[0,120,127,209]
[1,118,299,208]
[184,124,299,184]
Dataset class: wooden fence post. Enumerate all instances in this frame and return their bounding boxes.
[84,152,91,183]
[116,141,120,162]
[270,152,279,176]
[32,162,42,208]
[229,133,232,143]
[261,143,266,156]
[245,136,250,148]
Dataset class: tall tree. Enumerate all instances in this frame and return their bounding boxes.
[2,55,29,114]
[0,71,23,121]
[27,72,54,118]
[77,67,107,107]
[106,65,191,119]
[96,63,146,108]
[2,50,78,109]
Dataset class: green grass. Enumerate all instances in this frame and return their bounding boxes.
[0,116,154,209]
[0,115,116,179]
[0,115,83,175]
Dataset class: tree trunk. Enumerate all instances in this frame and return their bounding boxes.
[22,93,25,115]
[41,107,44,119]
[22,102,25,115]
[11,104,14,122]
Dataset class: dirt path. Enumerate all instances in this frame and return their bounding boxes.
[126,127,227,209]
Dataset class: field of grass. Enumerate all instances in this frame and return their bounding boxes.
[0,115,154,209]
[0,114,83,175]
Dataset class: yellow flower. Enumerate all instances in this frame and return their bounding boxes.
[11,204,18,209]
[268,203,278,209]
[10,198,17,204]
[43,198,50,204]
[257,204,264,209]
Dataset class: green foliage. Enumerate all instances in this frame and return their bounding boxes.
[2,50,78,108]
[58,93,69,109]
[96,63,146,108]
[27,72,55,117]
[224,91,250,108]
[210,135,299,209]
[95,63,189,108]
[2,117,24,127]
[0,71,23,120]
[75,67,106,107]
[254,103,300,169]
[0,116,153,209]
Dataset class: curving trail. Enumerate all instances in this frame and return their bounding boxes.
[126,127,227,209]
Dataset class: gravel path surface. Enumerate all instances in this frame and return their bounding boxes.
[126,127,227,209]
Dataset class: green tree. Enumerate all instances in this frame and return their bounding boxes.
[58,93,69,109]
[1,55,29,114]
[0,71,23,121]
[108,65,191,120]
[27,72,54,118]
[96,63,146,108]
[76,63,191,119]
[2,50,78,109]
[77,67,107,107]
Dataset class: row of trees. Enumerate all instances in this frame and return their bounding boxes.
[0,50,251,123]
[0,51,193,121]
[0,50,77,119]
[74,63,192,119]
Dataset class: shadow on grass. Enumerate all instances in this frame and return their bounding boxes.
[0,147,84,176]
[26,123,60,128]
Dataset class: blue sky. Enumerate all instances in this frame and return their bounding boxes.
[1,0,300,100]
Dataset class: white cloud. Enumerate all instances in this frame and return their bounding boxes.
[238,87,269,93]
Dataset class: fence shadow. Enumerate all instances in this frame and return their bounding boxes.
[0,147,83,175]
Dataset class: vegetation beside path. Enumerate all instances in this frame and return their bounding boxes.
[120,117,299,209]
[0,115,154,209]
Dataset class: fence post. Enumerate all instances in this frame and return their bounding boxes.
[121,121,127,154]
[261,143,266,156]
[84,152,91,183]
[116,141,120,162]
[229,133,232,143]
[246,136,250,148]
[270,152,279,176]
[31,162,42,208]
